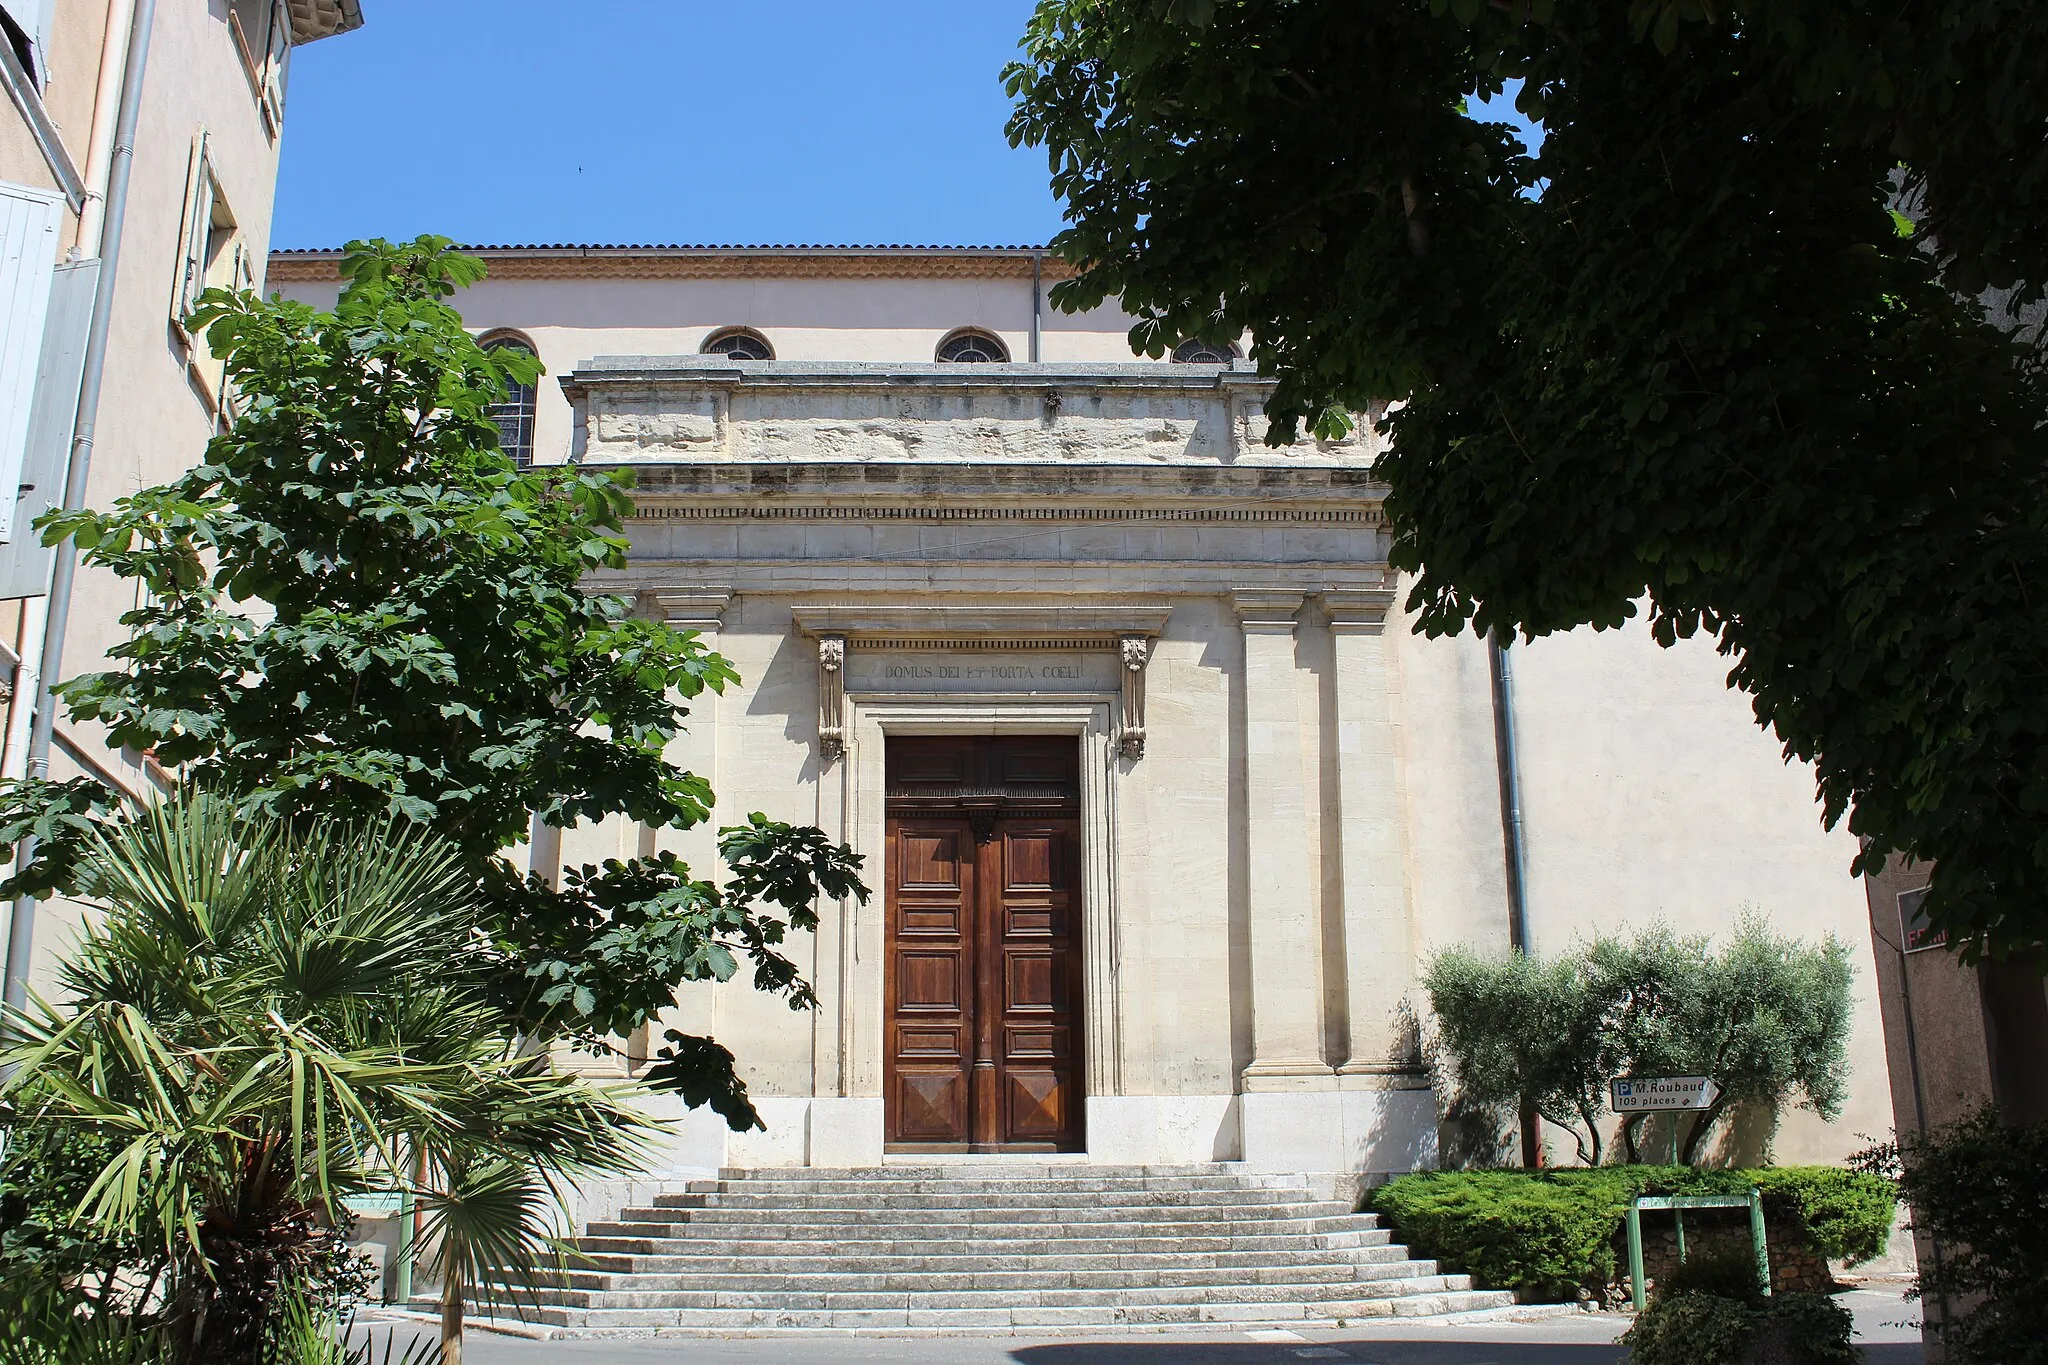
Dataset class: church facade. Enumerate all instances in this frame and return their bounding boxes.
[271,245,1895,1180]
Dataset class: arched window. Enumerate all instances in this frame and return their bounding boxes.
[936,329,1009,363]
[480,332,536,468]
[702,327,774,360]
[1171,338,1240,365]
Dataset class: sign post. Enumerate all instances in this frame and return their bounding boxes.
[1610,1076,1721,1113]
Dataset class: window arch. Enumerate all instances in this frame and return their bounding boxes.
[936,328,1009,363]
[1171,337,1240,365]
[479,331,536,468]
[702,327,774,360]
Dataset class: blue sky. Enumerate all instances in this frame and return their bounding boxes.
[273,1,1063,248]
[274,3,1543,251]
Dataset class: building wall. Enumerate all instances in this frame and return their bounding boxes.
[270,256,1900,1177]
[1,0,362,995]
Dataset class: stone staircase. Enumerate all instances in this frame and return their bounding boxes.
[520,1162,1523,1336]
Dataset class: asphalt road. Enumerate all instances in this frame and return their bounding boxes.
[354,1286,1924,1365]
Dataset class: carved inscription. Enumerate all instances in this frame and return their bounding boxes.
[846,651,1109,694]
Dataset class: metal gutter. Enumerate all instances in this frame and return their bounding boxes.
[1488,630,1533,954]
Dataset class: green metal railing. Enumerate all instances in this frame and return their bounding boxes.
[1625,1189,1770,1311]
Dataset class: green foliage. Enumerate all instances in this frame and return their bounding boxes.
[1370,1165,1895,1301]
[1622,1290,1857,1365]
[1423,946,1619,1165]
[1746,1165,1896,1265]
[0,235,868,1115]
[1658,1249,1768,1305]
[1865,1108,2048,1365]
[1370,1168,1630,1300]
[1425,919,1854,1164]
[1007,0,2048,958]
[0,792,655,1364]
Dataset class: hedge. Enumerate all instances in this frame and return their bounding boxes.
[1367,1165,1895,1302]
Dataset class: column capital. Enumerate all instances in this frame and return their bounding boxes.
[1323,586,1397,633]
[642,586,733,633]
[1231,589,1306,632]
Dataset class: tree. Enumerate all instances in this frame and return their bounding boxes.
[1006,1,2048,959]
[1,792,651,1364]
[1425,920,1853,1166]
[0,237,867,1123]
[1424,946,1620,1165]
[1659,915,1854,1165]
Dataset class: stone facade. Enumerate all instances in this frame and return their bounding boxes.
[273,247,1898,1180]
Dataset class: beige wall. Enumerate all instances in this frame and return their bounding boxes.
[8,1,352,991]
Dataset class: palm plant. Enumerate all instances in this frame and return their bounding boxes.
[0,791,656,1364]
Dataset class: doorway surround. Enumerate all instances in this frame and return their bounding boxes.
[794,600,1165,1161]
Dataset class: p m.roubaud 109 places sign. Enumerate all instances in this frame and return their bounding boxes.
[1610,1077,1722,1112]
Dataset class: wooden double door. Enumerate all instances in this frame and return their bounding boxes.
[884,736,1084,1152]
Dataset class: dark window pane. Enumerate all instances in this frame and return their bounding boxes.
[483,341,536,468]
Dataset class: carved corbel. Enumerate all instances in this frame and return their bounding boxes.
[817,634,847,764]
[1117,634,1150,759]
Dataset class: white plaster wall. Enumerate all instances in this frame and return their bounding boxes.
[1507,621,1894,1163]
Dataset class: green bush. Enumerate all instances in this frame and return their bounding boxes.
[1872,1108,2048,1365]
[1621,1291,1857,1365]
[1369,1164,1894,1301]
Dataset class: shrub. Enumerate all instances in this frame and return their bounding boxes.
[1369,1165,1895,1301]
[1871,1107,2048,1365]
[1622,1291,1856,1365]
[1659,1249,1768,1304]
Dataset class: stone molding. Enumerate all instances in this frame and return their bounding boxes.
[791,603,1173,645]
[1118,635,1149,760]
[793,604,1168,763]
[1323,586,1400,631]
[817,635,847,765]
[639,586,732,632]
[1232,589,1308,633]
[628,503,1386,527]
[268,247,1082,285]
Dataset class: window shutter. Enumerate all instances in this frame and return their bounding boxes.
[0,179,62,544]
[1,0,57,86]
[172,131,213,327]
[0,257,97,596]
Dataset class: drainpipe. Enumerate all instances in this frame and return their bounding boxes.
[1487,628,1539,1165]
[2,0,156,1014]
[1030,250,1043,363]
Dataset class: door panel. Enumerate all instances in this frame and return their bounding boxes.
[885,816,975,1146]
[884,737,1084,1151]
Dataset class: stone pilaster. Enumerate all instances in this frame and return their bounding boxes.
[1232,589,1335,1090]
[1324,587,1420,1083]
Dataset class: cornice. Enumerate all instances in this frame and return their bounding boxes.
[265,247,1081,285]
[561,358,1263,396]
[626,503,1386,528]
[791,603,1174,645]
[611,461,1385,504]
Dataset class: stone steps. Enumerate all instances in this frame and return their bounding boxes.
[522,1163,1516,1337]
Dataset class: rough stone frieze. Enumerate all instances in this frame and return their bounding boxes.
[564,363,1373,468]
